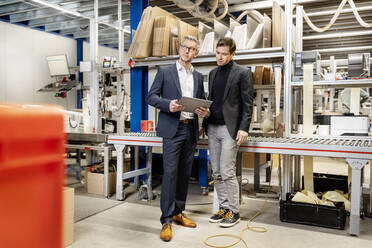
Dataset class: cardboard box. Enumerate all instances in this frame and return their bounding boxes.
[254,66,264,85]
[128,6,175,58]
[263,14,272,48]
[63,187,74,247]
[272,0,284,47]
[153,16,178,57]
[263,66,273,85]
[170,36,179,55]
[87,172,117,196]
[178,20,198,44]
[242,152,267,168]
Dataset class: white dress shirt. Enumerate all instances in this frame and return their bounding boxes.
[176,61,194,120]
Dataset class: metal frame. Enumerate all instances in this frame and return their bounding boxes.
[65,143,114,198]
[76,37,84,109]
[291,79,372,88]
[133,48,285,67]
[108,134,372,235]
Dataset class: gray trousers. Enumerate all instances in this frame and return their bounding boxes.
[208,124,240,213]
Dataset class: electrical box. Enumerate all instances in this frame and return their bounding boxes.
[330,115,369,136]
[348,53,370,78]
[293,51,321,82]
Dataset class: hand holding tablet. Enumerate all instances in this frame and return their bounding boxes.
[178,96,213,113]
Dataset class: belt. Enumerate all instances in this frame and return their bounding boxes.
[179,119,193,124]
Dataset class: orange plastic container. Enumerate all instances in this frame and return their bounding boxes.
[141,120,153,132]
[0,104,65,248]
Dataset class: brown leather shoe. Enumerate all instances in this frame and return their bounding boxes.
[160,223,172,242]
[173,213,197,228]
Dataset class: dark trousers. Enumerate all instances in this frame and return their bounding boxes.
[160,122,196,224]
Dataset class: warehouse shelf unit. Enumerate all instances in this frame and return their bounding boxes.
[131,0,372,236]
[133,47,285,67]
[285,0,372,236]
[291,79,372,88]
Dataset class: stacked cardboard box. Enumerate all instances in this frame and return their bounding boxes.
[242,152,267,168]
[254,66,264,85]
[263,66,273,85]
[87,172,117,196]
[129,7,172,58]
[178,20,198,44]
[272,1,284,47]
[128,6,198,58]
[153,15,179,57]
[63,187,74,247]
[86,161,130,196]
[254,66,273,85]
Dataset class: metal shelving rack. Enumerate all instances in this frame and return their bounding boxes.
[291,79,372,88]
[283,0,372,236]
[133,47,285,67]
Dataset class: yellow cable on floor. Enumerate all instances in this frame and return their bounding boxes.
[204,167,273,248]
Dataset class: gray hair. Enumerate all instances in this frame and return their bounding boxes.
[181,35,199,49]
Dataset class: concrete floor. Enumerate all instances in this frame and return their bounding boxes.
[67,157,372,248]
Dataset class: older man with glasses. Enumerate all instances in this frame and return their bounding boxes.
[148,35,209,242]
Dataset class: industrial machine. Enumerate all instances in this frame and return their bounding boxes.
[330,115,369,136]
[38,54,78,94]
[293,51,321,82]
[348,53,370,78]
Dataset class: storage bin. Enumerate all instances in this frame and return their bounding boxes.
[0,104,65,248]
[280,194,347,230]
[302,173,348,193]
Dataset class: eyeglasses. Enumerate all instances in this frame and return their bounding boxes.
[180,44,197,52]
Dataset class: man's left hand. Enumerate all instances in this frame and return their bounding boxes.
[236,130,248,145]
[194,107,210,118]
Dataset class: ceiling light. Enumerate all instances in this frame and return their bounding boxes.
[30,0,83,17]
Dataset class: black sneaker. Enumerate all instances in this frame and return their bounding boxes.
[219,211,240,227]
[209,208,228,223]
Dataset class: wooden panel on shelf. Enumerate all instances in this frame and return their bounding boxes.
[272,0,284,47]
[153,16,178,57]
[178,20,198,44]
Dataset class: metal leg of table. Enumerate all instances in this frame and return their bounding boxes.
[213,186,219,214]
[254,153,260,191]
[134,146,139,189]
[146,146,153,200]
[265,154,272,183]
[370,160,372,215]
[278,155,282,197]
[104,146,109,198]
[76,149,82,180]
[282,155,292,200]
[114,144,125,201]
[346,158,368,236]
[293,155,301,191]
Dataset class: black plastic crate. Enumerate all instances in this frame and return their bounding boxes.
[280,196,346,230]
[302,173,348,193]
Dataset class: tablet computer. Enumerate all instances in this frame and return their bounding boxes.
[178,96,213,113]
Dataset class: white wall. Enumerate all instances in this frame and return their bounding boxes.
[0,21,77,109]
[0,21,126,110]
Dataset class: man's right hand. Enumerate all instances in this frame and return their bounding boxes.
[169,99,184,112]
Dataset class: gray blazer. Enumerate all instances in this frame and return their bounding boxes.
[203,61,254,139]
[147,63,205,140]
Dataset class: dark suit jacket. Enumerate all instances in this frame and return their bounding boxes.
[147,63,205,140]
[203,61,254,139]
